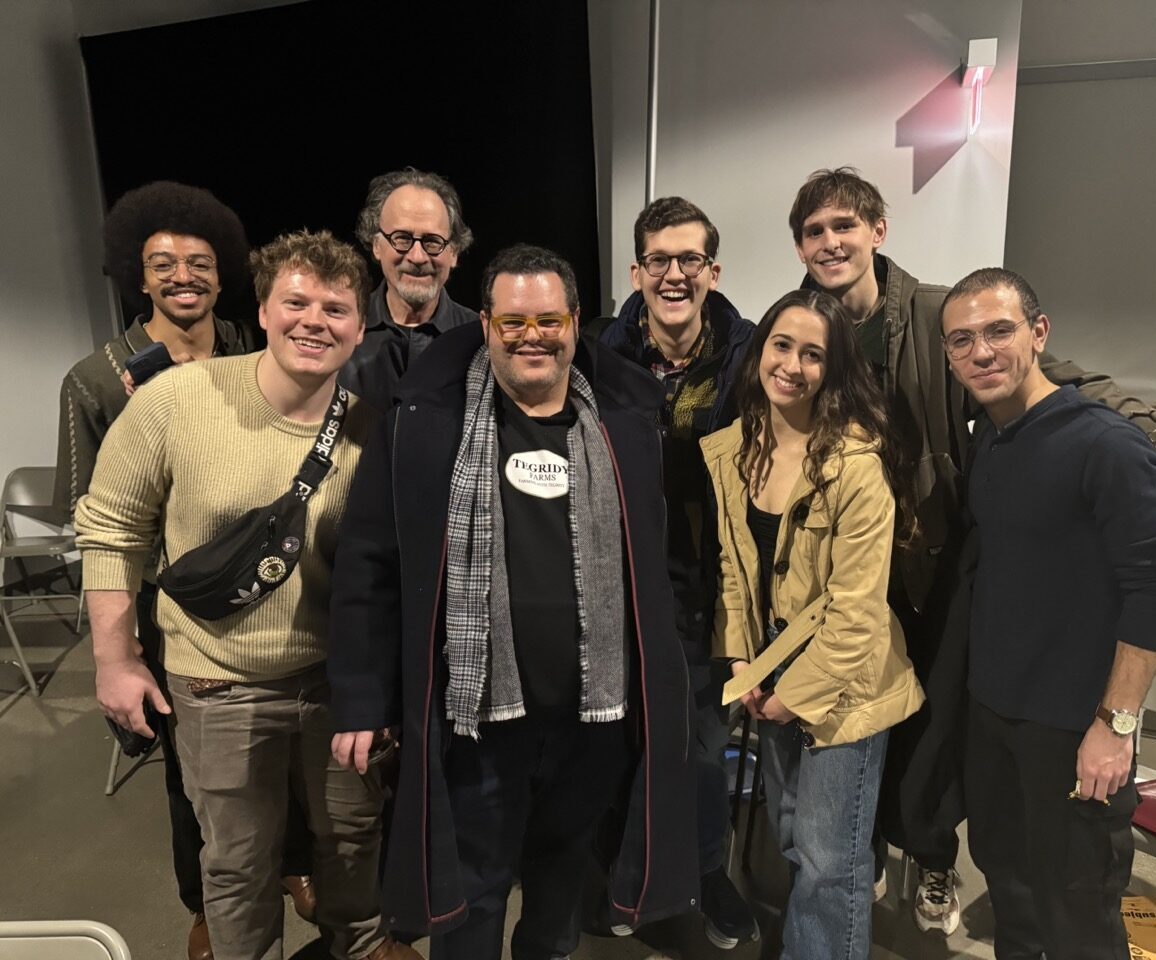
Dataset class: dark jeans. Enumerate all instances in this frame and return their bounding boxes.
[965,698,1136,960]
[430,712,632,960]
[684,639,733,875]
[135,584,312,914]
[874,584,959,874]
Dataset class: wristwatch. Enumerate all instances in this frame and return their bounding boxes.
[1096,705,1139,737]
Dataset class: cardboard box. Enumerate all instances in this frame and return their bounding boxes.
[1123,896,1156,958]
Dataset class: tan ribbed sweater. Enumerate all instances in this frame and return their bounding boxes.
[75,353,377,682]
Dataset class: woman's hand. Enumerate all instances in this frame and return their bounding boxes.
[756,693,798,725]
[729,660,765,720]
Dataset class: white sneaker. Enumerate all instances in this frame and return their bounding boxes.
[873,870,887,902]
[913,868,960,935]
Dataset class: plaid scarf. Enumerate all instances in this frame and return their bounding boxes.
[444,347,627,739]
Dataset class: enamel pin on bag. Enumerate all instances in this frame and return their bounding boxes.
[158,385,348,620]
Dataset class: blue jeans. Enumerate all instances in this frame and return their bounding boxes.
[759,718,888,960]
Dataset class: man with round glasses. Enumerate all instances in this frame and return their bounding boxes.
[789,166,1156,937]
[941,267,1156,959]
[56,181,254,516]
[344,168,477,412]
[587,196,757,951]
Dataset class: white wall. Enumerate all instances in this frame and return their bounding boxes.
[1017,0,1156,66]
[589,0,1022,321]
[0,0,110,488]
[1005,0,1156,401]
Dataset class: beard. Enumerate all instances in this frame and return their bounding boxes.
[394,269,440,309]
[489,338,571,401]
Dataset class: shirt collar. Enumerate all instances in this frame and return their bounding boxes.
[638,306,712,378]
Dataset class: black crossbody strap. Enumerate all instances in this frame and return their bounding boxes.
[159,383,350,571]
[293,383,349,503]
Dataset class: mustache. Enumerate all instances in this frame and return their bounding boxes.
[398,265,437,278]
[161,283,211,296]
[510,339,564,355]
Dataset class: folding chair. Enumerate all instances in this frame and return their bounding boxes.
[0,919,131,959]
[0,466,85,696]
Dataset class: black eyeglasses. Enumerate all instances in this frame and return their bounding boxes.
[637,252,713,278]
[377,229,451,256]
[143,254,217,279]
[942,319,1028,360]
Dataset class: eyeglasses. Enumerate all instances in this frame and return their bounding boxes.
[488,313,573,342]
[143,254,217,279]
[637,252,713,278]
[942,319,1028,360]
[377,229,451,256]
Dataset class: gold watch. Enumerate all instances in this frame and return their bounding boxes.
[1096,705,1139,737]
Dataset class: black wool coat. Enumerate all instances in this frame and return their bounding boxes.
[328,323,698,935]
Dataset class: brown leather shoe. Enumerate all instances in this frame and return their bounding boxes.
[360,938,423,960]
[187,912,213,960]
[281,874,317,924]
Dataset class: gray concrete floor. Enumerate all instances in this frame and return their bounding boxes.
[2,606,1155,959]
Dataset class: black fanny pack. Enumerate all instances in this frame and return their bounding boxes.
[158,384,348,621]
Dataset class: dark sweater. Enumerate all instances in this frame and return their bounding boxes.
[589,290,754,648]
[968,386,1156,732]
[54,315,254,514]
[340,283,477,414]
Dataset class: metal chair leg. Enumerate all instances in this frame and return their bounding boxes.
[900,851,918,902]
[742,729,764,871]
[105,742,121,796]
[731,710,752,830]
[1,604,39,696]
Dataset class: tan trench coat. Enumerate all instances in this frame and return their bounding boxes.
[701,419,924,747]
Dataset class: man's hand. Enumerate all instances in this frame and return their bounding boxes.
[121,351,193,397]
[332,730,380,775]
[1076,718,1134,802]
[95,657,170,736]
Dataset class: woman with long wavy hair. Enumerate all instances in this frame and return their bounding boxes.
[700,288,923,959]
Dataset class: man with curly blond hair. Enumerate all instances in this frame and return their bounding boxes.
[76,230,416,960]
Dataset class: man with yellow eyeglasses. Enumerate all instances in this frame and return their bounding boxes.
[328,243,697,960]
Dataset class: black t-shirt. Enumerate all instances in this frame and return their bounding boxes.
[746,500,782,621]
[855,308,886,378]
[495,388,580,711]
[855,257,889,383]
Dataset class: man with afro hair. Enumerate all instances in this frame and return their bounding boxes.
[56,180,254,513]
[55,181,316,960]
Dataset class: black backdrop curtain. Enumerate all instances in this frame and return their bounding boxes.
[80,0,600,329]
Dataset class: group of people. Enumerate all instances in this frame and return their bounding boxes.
[57,165,1156,960]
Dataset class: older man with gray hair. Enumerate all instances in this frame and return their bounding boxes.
[342,168,477,412]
